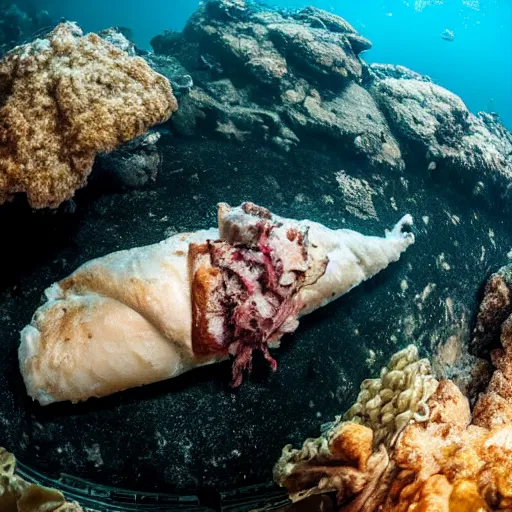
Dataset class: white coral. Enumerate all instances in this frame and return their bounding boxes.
[343,344,439,447]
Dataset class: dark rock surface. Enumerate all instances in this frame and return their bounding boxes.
[145,54,194,95]
[93,131,163,190]
[1,133,511,496]
[147,0,512,203]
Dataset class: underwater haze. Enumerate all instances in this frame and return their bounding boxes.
[4,0,512,507]
[39,0,512,128]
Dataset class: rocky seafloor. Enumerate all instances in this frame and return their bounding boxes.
[1,0,512,509]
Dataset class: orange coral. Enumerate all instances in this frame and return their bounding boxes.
[274,264,512,510]
[373,270,512,511]
[0,22,177,208]
[274,346,439,509]
[276,338,512,511]
[273,422,387,504]
[473,315,512,429]
[381,337,512,511]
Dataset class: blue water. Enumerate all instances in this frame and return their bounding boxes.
[41,0,512,128]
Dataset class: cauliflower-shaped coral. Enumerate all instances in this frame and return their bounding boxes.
[383,380,512,511]
[274,345,439,506]
[343,345,439,448]
[0,22,177,208]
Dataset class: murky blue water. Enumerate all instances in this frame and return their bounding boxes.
[38,0,512,127]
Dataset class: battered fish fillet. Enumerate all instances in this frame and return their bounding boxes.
[19,203,414,405]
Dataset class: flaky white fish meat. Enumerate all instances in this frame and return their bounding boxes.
[19,203,414,405]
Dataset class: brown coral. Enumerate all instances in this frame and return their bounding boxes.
[379,332,512,510]
[473,314,512,428]
[350,377,512,511]
[273,346,439,507]
[384,407,512,509]
[0,22,177,208]
[378,270,512,511]
[471,270,512,357]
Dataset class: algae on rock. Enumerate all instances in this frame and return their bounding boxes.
[0,22,177,208]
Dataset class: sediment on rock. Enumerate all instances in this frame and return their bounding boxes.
[150,0,404,171]
[146,0,512,211]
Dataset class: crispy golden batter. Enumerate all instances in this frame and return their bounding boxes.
[0,22,177,208]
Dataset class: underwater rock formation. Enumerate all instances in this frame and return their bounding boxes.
[0,447,83,511]
[275,332,512,510]
[364,63,432,84]
[97,27,137,56]
[471,264,512,357]
[372,79,512,191]
[94,131,163,189]
[0,22,177,208]
[149,0,512,203]
[151,0,403,170]
[144,54,194,95]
